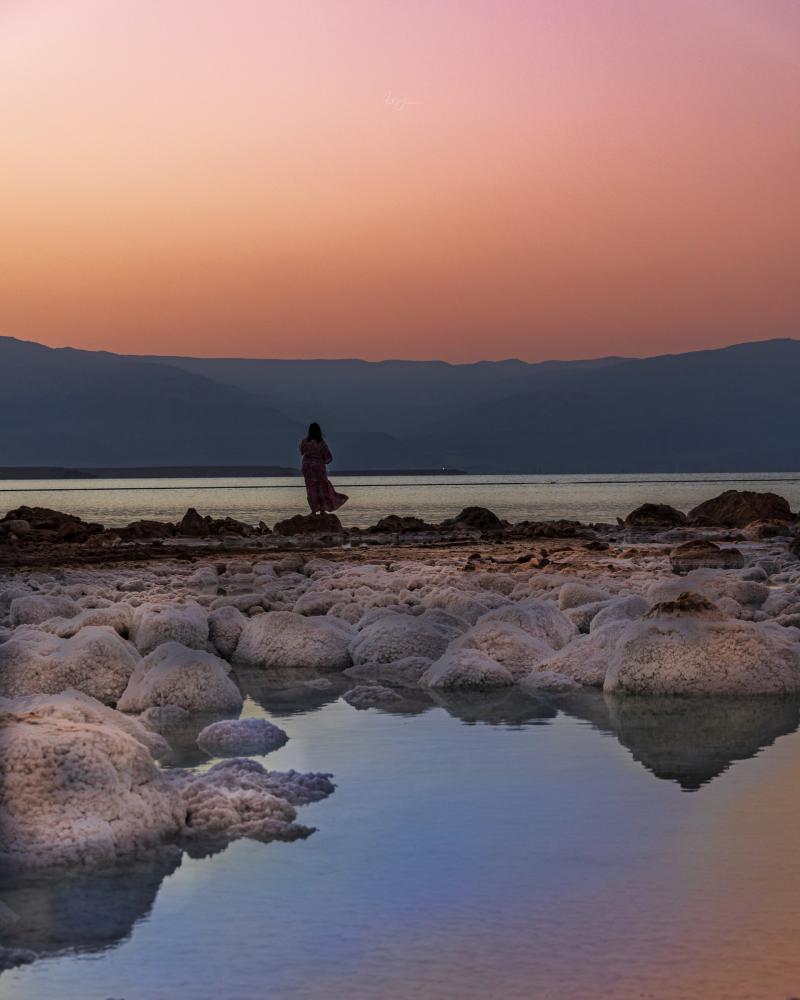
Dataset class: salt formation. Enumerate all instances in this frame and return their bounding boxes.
[234,610,356,671]
[9,593,80,626]
[520,671,581,694]
[130,601,209,655]
[350,610,459,665]
[451,619,554,680]
[140,704,191,733]
[344,655,433,687]
[0,691,185,868]
[343,684,403,709]
[0,626,140,703]
[477,600,577,650]
[117,642,243,713]
[197,717,289,756]
[422,648,514,690]
[208,605,246,659]
[605,594,800,696]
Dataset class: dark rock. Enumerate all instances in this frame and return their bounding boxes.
[178,508,212,537]
[743,519,792,540]
[670,539,745,574]
[790,537,800,559]
[273,513,343,536]
[689,490,791,527]
[369,515,435,534]
[442,507,503,531]
[513,519,586,539]
[208,516,256,537]
[624,503,687,528]
[0,506,103,544]
[117,519,177,540]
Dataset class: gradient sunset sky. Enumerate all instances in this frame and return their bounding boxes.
[2,0,798,362]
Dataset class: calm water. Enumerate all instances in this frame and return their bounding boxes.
[4,687,800,999]
[2,471,800,526]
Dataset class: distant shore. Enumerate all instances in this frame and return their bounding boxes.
[0,466,467,481]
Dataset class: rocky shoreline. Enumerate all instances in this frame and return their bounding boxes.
[1,487,800,965]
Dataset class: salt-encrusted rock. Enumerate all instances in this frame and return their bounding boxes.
[670,540,745,574]
[234,611,355,671]
[343,684,403,709]
[349,611,455,665]
[590,595,650,632]
[531,622,628,687]
[0,692,184,869]
[477,600,577,650]
[130,601,209,655]
[565,600,611,633]
[140,704,190,733]
[422,648,514,690]
[689,490,791,527]
[344,655,433,687]
[0,626,140,704]
[273,513,343,536]
[520,670,581,694]
[208,605,246,660]
[37,602,134,639]
[624,504,687,528]
[0,585,32,614]
[197,717,288,756]
[9,594,80,627]
[420,587,497,624]
[604,594,800,696]
[117,642,243,713]
[558,582,611,611]
[451,620,554,681]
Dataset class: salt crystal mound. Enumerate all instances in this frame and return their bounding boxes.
[208,605,246,660]
[130,601,209,655]
[564,600,612,633]
[450,619,554,681]
[9,593,80,627]
[589,595,650,632]
[344,655,433,688]
[170,758,333,844]
[531,622,629,687]
[0,691,184,869]
[234,611,356,671]
[349,611,459,666]
[343,684,403,709]
[558,582,612,611]
[477,600,577,650]
[36,603,133,639]
[422,648,514,690]
[117,642,243,714]
[520,670,581,694]
[140,704,191,733]
[197,717,288,757]
[0,585,32,615]
[605,595,800,696]
[0,626,140,704]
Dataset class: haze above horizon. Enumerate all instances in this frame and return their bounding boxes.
[2,1,799,362]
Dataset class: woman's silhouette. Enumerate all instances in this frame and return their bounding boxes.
[300,422,349,514]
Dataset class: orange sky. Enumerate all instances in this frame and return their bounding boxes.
[1,0,798,361]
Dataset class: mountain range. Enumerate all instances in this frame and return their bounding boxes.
[2,336,798,472]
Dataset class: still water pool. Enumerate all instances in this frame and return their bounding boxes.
[4,684,800,1000]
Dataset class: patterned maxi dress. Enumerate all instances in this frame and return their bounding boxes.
[300,438,349,514]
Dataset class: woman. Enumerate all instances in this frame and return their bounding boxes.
[300,422,349,514]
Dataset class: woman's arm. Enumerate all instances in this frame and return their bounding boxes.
[323,444,332,464]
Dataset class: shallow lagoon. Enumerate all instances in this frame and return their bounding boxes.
[5,685,800,1000]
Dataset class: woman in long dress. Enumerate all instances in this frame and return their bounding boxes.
[300,422,349,514]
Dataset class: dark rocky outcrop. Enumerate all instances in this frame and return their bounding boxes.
[441,507,504,532]
[512,519,588,539]
[273,513,343,536]
[177,508,212,537]
[669,539,745,574]
[369,515,435,534]
[624,503,687,528]
[116,519,177,540]
[689,490,791,527]
[0,506,103,544]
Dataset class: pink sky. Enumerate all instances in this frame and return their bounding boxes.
[1,0,798,361]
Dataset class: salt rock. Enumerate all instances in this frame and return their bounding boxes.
[422,648,514,690]
[420,586,499,624]
[604,594,800,696]
[208,605,246,660]
[117,642,243,713]
[350,611,455,665]
[590,595,650,632]
[0,585,32,614]
[477,600,577,650]
[0,691,183,869]
[0,626,140,704]
[451,620,554,681]
[234,611,355,671]
[130,601,209,655]
[565,600,610,633]
[9,594,80,627]
[197,717,288,756]
[520,671,581,694]
[531,622,628,687]
[558,582,611,611]
[38,603,133,639]
[670,540,745,574]
[140,704,190,733]
[343,685,403,709]
[344,655,433,687]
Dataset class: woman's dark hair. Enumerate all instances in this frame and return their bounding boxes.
[307,422,323,442]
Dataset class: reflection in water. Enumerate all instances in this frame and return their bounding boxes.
[235,667,349,717]
[559,691,800,791]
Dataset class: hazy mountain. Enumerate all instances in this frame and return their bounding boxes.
[2,335,798,472]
